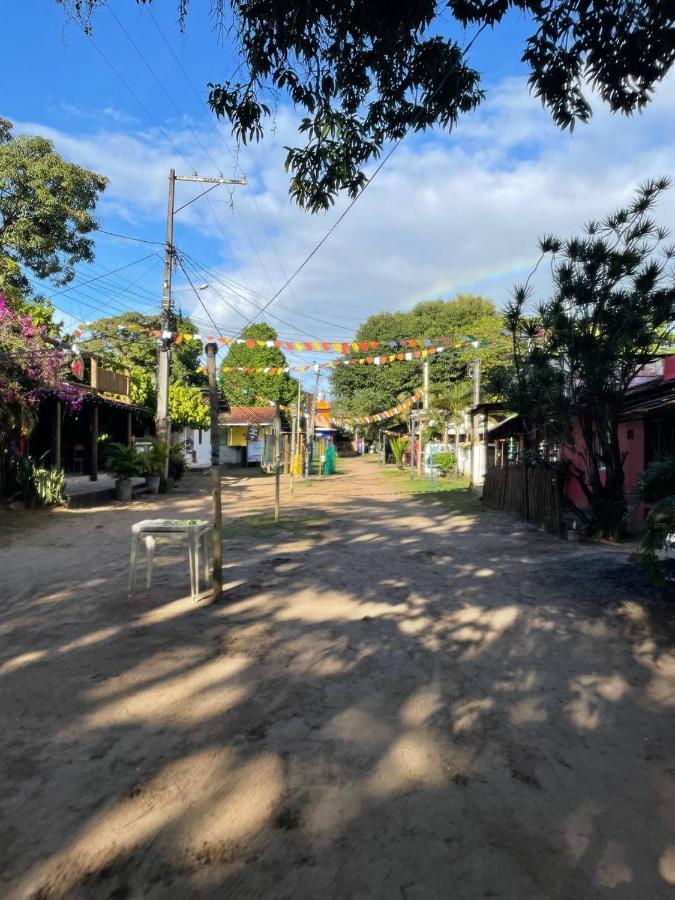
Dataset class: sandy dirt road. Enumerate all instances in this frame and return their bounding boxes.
[1,457,674,899]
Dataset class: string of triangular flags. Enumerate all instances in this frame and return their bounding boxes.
[219,342,493,374]
[207,334,495,352]
[73,323,199,344]
[329,388,425,426]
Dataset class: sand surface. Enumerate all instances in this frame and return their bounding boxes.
[1,457,674,899]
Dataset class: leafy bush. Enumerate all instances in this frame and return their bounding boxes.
[389,436,408,468]
[103,442,143,480]
[168,383,209,430]
[138,439,170,476]
[33,465,66,506]
[635,455,675,580]
[13,456,65,507]
[168,442,187,482]
[431,451,457,477]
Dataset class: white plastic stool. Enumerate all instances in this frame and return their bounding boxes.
[129,519,211,600]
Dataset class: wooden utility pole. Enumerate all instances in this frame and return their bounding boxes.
[54,399,62,470]
[418,356,430,477]
[90,404,98,482]
[289,377,302,496]
[470,356,481,486]
[206,343,222,602]
[306,366,320,478]
[156,170,246,478]
[274,404,281,523]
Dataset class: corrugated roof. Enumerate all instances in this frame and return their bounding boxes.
[219,406,278,426]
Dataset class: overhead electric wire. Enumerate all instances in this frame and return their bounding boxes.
[146,5,324,325]
[174,253,225,339]
[179,250,361,338]
[106,4,227,177]
[178,252,327,345]
[42,253,159,298]
[87,35,197,175]
[96,228,164,246]
[231,24,490,328]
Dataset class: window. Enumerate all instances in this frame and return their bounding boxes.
[198,429,202,445]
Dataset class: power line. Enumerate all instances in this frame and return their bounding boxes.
[106,4,227,177]
[238,24,490,327]
[96,228,164,246]
[174,252,225,338]
[43,253,160,297]
[87,35,197,174]
[179,252,327,344]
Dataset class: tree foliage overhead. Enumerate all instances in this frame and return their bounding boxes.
[60,1,675,211]
[78,310,206,421]
[219,321,299,406]
[0,118,107,288]
[496,177,675,538]
[331,294,510,417]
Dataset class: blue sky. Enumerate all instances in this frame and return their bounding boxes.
[5,1,675,383]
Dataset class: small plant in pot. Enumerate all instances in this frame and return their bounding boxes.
[140,440,169,494]
[104,443,142,501]
[168,441,187,483]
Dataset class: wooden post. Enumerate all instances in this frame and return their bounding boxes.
[483,410,489,482]
[274,408,281,523]
[54,399,62,469]
[90,403,98,482]
[469,411,475,487]
[127,410,133,448]
[206,343,222,602]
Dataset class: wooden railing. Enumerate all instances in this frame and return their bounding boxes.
[90,358,130,400]
[483,464,562,536]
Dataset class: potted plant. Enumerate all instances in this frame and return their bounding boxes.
[168,441,187,483]
[140,440,169,494]
[104,442,142,501]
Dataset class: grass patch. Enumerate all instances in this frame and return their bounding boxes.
[228,510,330,535]
[379,465,478,515]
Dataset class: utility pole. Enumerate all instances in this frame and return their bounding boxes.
[205,343,222,602]
[155,170,246,476]
[418,356,430,477]
[470,355,481,487]
[289,377,302,496]
[306,365,320,478]
[274,406,281,523]
[155,169,176,469]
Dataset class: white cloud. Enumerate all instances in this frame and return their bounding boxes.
[16,72,675,343]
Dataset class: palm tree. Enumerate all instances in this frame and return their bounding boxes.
[431,380,473,456]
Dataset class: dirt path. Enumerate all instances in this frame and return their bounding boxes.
[1,457,674,899]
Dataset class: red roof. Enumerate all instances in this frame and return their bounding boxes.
[220,406,277,426]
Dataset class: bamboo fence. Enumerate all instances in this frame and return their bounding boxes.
[483,465,562,536]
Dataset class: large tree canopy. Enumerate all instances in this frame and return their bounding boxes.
[0,118,107,288]
[78,310,207,424]
[60,1,675,210]
[331,294,510,416]
[219,322,299,406]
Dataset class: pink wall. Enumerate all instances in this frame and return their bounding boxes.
[664,356,675,381]
[562,419,645,523]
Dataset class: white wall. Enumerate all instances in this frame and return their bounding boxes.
[182,427,211,468]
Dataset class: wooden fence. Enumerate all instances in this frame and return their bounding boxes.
[482,465,562,536]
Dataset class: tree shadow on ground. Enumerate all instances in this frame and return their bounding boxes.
[1,470,674,899]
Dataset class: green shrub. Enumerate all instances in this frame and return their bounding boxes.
[168,442,187,481]
[13,456,65,507]
[389,436,408,467]
[103,442,143,480]
[431,451,457,476]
